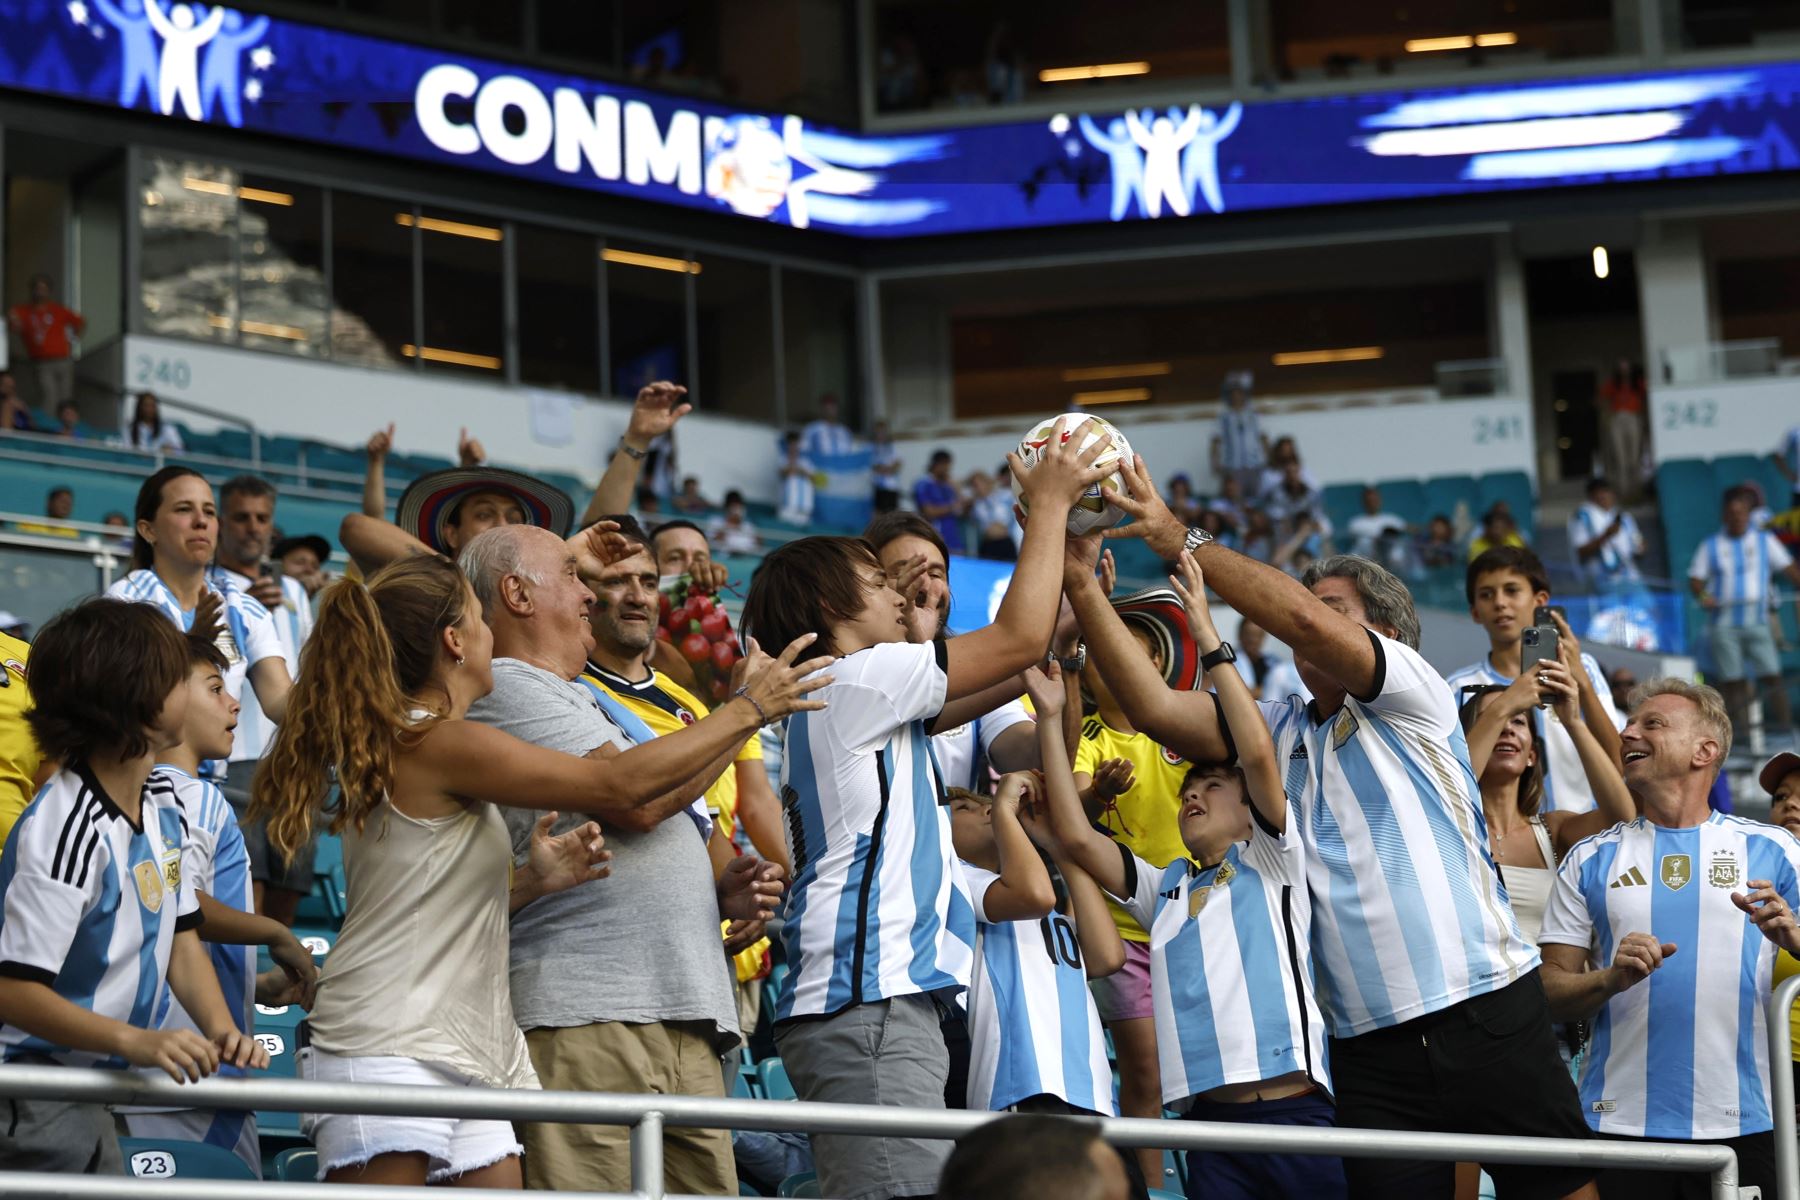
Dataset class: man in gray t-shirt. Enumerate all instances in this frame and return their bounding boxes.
[460,525,796,1195]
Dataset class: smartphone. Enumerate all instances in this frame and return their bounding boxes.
[1533,604,1566,629]
[1520,624,1560,679]
[262,559,284,587]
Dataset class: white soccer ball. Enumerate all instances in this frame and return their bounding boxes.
[1011,413,1134,536]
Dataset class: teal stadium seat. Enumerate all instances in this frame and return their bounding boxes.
[1374,479,1426,525]
[1422,474,1481,526]
[1477,471,1535,532]
[274,1146,319,1182]
[118,1136,257,1181]
[757,1058,797,1102]
[1321,483,1365,535]
[777,1170,820,1197]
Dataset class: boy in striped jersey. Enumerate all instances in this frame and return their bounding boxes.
[1687,486,1800,744]
[1540,679,1800,1200]
[0,600,267,1174]
[121,634,320,1175]
[1048,556,1342,1200]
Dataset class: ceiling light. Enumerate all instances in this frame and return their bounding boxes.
[603,247,703,275]
[1271,346,1385,366]
[182,177,294,205]
[402,344,503,370]
[1475,32,1518,47]
[1060,362,1172,382]
[395,212,503,241]
[1404,32,1515,53]
[1592,246,1610,279]
[1038,62,1152,83]
[1070,387,1153,405]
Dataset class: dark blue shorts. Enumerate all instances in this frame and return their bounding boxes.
[1181,1089,1347,1200]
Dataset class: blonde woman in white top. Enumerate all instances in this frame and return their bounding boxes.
[1459,659,1635,944]
[249,549,831,1187]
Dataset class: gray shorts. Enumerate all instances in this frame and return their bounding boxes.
[774,995,950,1200]
[218,763,317,894]
[0,1095,123,1174]
[1712,622,1781,681]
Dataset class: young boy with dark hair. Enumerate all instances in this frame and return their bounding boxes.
[119,634,318,1175]
[0,600,268,1174]
[1446,546,1622,814]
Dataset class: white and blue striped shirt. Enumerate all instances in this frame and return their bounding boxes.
[963,862,1114,1115]
[801,419,857,462]
[1276,634,1537,1038]
[1568,502,1643,590]
[149,768,255,1044]
[1444,652,1623,816]
[0,767,199,1067]
[932,699,1033,795]
[1688,529,1792,629]
[1215,404,1266,471]
[776,641,975,1020]
[1112,809,1330,1104]
[779,455,817,525]
[107,569,285,779]
[1539,814,1800,1140]
[209,567,312,764]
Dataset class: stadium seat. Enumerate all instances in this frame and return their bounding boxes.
[1476,471,1535,532]
[273,1146,319,1182]
[757,1058,798,1102]
[1149,1190,1185,1200]
[776,1170,820,1197]
[119,1136,257,1181]
[1321,483,1364,534]
[1373,479,1426,525]
[1422,474,1481,525]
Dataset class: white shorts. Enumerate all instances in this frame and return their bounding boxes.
[297,1048,521,1183]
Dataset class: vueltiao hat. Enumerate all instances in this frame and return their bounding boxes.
[1111,586,1203,692]
[395,467,574,555]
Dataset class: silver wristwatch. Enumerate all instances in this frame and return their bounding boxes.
[1182,526,1215,554]
[1056,643,1087,673]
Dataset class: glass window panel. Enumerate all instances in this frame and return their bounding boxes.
[606,237,690,395]
[517,224,601,394]
[694,254,773,421]
[1678,0,1800,50]
[441,0,524,47]
[237,173,326,358]
[781,269,857,431]
[416,206,505,378]
[138,156,236,344]
[330,192,413,368]
[538,0,622,71]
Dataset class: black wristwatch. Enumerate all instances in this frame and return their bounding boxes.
[1200,642,1237,672]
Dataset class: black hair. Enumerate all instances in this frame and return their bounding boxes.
[1464,545,1550,606]
[598,512,651,546]
[1586,476,1613,497]
[650,518,706,549]
[939,1114,1108,1200]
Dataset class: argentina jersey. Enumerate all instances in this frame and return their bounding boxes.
[962,862,1113,1115]
[1444,653,1622,816]
[776,640,975,1020]
[931,697,1033,796]
[1216,406,1265,470]
[1111,811,1329,1104]
[1295,633,1535,1037]
[0,766,200,1067]
[209,566,311,764]
[149,767,256,1044]
[109,568,284,778]
[1539,814,1800,1140]
[1688,530,1792,629]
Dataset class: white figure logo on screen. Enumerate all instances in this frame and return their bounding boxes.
[1180,102,1242,215]
[143,0,226,120]
[1077,103,1241,220]
[1076,114,1148,222]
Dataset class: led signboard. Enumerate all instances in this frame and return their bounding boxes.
[2,0,1798,238]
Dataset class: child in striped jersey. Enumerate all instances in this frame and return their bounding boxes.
[947,773,1124,1119]
[120,634,320,1176]
[1042,556,1344,1200]
[0,600,268,1175]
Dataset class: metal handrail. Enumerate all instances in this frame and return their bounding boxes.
[149,393,263,470]
[1767,971,1800,1199]
[0,1064,1742,1200]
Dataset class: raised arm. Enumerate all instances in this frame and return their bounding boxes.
[1025,663,1129,898]
[360,425,392,519]
[1061,858,1126,979]
[943,419,1108,701]
[1552,612,1622,772]
[1464,672,1542,778]
[1169,551,1284,833]
[340,512,432,577]
[1064,535,1230,764]
[583,382,690,527]
[1104,455,1381,700]
[977,774,1056,922]
[1543,668,1637,856]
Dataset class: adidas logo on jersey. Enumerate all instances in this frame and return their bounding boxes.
[1609,866,1648,889]
[1289,743,1308,761]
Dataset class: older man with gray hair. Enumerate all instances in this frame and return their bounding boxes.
[1540,679,1800,1200]
[1088,454,1597,1200]
[458,523,830,1194]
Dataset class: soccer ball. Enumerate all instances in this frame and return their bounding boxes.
[1012,413,1134,536]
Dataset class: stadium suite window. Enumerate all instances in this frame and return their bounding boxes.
[517,224,602,395]
[783,270,858,432]
[330,191,413,369]
[694,255,774,421]
[416,206,505,377]
[606,237,690,397]
[238,172,327,358]
[138,157,237,344]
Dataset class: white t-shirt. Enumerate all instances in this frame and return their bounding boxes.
[209,566,312,763]
[932,697,1033,794]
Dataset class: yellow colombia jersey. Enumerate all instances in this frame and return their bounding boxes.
[0,633,41,846]
[582,665,763,838]
[1776,950,1800,1063]
[1073,713,1190,942]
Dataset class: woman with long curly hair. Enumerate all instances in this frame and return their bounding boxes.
[250,552,823,1187]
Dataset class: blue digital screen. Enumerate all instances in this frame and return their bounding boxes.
[3,0,1799,239]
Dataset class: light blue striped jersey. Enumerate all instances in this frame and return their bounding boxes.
[1278,633,1537,1038]
[779,454,817,523]
[775,640,975,1020]
[1112,810,1330,1104]
[962,861,1113,1115]
[1444,652,1623,816]
[148,767,256,1044]
[208,567,312,764]
[0,766,200,1066]
[1216,404,1266,471]
[1539,814,1800,1139]
[1687,529,1792,628]
[801,420,857,461]
[1567,502,1643,589]
[107,568,284,779]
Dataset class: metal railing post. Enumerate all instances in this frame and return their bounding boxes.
[632,1110,665,1200]
[1770,972,1800,1200]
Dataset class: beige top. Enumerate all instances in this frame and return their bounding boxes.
[305,793,539,1090]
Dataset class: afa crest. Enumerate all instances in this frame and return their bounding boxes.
[1659,854,1692,892]
[1708,852,1740,889]
[1331,709,1358,750]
